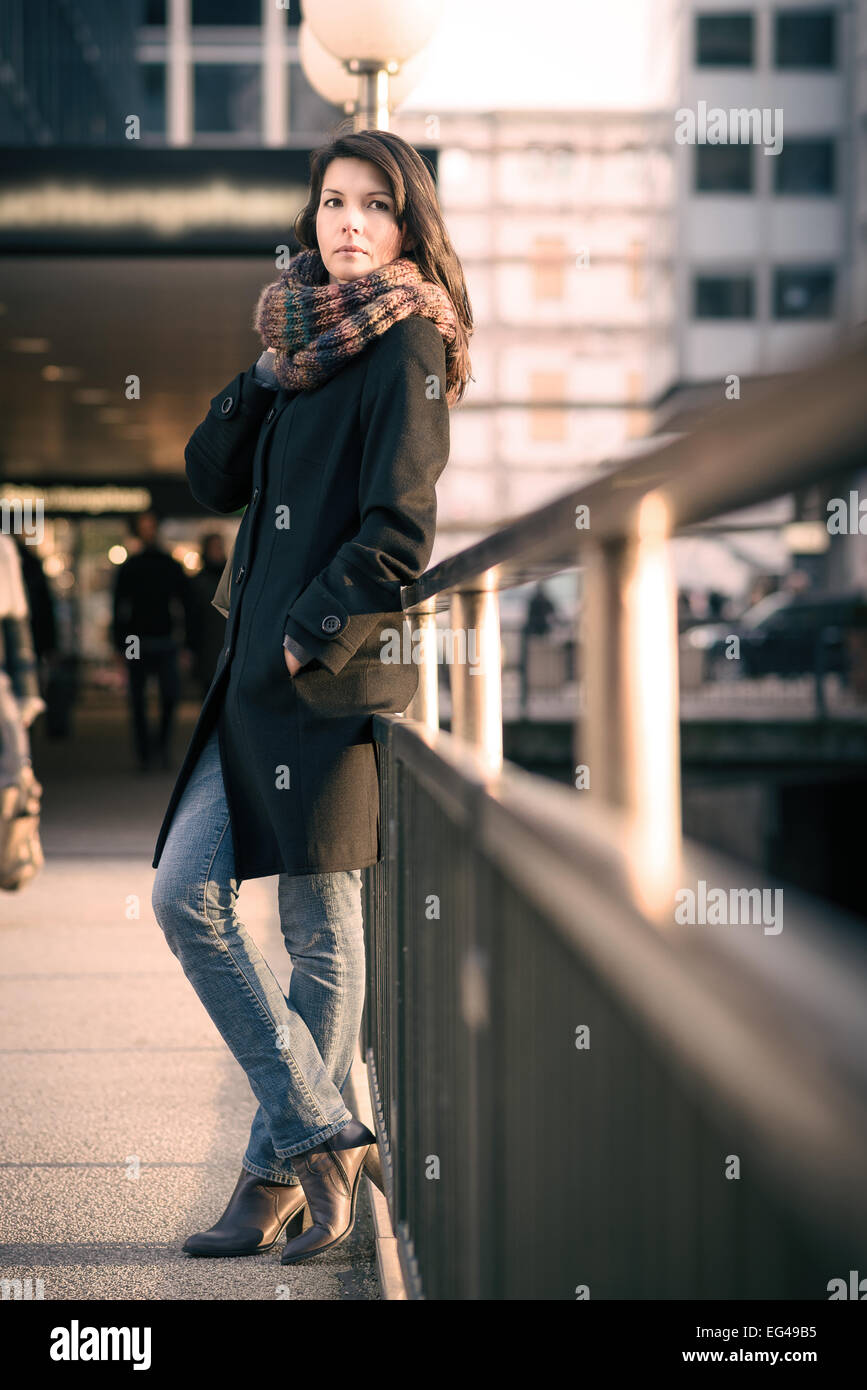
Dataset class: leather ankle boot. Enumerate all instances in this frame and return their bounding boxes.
[280,1118,375,1265]
[183,1169,308,1257]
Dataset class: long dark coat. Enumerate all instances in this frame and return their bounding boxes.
[151,315,450,880]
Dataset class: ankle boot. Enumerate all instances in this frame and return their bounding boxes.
[280,1118,375,1264]
[183,1169,308,1257]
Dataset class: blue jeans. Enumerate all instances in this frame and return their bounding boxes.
[151,721,365,1184]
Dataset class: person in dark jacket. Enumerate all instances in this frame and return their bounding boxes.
[187,531,229,698]
[519,581,558,713]
[112,509,196,771]
[13,535,57,667]
[150,129,473,1265]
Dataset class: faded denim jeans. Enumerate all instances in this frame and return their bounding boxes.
[151,721,365,1184]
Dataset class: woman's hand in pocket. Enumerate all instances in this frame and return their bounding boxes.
[283,646,303,677]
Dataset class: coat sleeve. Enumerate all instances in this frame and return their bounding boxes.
[282,316,450,675]
[184,363,277,514]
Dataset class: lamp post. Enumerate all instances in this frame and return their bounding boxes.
[301,0,443,130]
[346,59,397,132]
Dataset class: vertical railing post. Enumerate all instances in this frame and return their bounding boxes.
[582,493,682,918]
[582,537,629,809]
[448,582,503,769]
[404,598,439,730]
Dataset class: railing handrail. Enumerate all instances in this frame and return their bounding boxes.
[403,337,867,609]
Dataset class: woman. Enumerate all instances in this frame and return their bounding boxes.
[150,128,472,1266]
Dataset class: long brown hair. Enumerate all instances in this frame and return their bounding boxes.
[293,127,473,406]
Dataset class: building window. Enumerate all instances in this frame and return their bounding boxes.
[531,237,567,299]
[695,14,755,66]
[694,275,755,318]
[774,9,836,68]
[192,0,262,23]
[774,138,835,195]
[140,63,166,134]
[529,372,567,441]
[773,268,835,318]
[194,64,261,134]
[695,144,753,192]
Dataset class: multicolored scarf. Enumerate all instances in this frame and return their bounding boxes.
[253,247,457,394]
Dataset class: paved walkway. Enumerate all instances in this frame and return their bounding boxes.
[0,697,380,1300]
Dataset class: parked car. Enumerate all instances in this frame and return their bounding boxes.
[682,590,867,682]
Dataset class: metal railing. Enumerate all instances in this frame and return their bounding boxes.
[360,337,867,1300]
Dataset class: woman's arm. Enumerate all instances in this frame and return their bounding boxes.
[282,316,450,675]
[184,362,278,514]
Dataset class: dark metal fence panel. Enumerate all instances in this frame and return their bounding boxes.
[362,716,867,1300]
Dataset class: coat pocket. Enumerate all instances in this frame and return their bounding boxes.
[290,658,369,719]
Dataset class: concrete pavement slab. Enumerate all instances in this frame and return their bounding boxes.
[1,842,379,1300]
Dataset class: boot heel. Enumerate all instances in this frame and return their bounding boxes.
[284,1207,306,1239]
[363,1145,385,1195]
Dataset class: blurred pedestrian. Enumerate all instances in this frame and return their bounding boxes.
[520,581,558,713]
[111,509,195,771]
[677,590,694,631]
[0,535,44,889]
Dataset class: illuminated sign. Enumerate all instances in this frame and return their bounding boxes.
[1,484,152,513]
[0,148,438,253]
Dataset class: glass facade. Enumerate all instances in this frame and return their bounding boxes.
[193,63,261,135]
[140,62,166,136]
[1,0,339,147]
[0,0,142,144]
[192,0,262,23]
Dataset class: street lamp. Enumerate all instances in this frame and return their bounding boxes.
[298,22,433,124]
[301,0,444,130]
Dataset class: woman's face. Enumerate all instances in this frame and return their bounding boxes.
[315,157,410,284]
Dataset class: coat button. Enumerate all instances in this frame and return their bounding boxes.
[252,486,259,504]
[321,614,341,634]
[221,396,233,414]
[235,565,245,583]
[266,407,275,422]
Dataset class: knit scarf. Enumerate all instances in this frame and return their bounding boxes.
[253,247,457,394]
